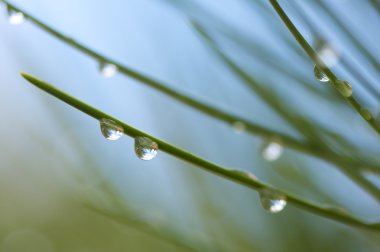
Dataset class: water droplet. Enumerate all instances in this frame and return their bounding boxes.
[99,62,117,78]
[313,65,329,82]
[315,39,339,67]
[232,121,246,134]
[259,189,287,213]
[261,139,283,161]
[334,80,353,97]
[99,118,124,140]
[135,136,158,160]
[359,108,372,121]
[232,169,257,181]
[7,6,25,25]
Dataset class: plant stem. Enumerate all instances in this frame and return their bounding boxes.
[369,0,380,16]
[268,0,380,135]
[20,72,380,232]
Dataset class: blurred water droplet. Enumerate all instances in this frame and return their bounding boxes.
[334,80,353,97]
[232,169,257,180]
[261,140,283,161]
[99,118,123,140]
[135,136,158,160]
[232,121,246,134]
[99,62,117,78]
[259,189,287,213]
[313,65,329,82]
[315,39,339,67]
[7,6,25,25]
[359,108,372,121]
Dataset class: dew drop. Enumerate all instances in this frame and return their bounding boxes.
[232,121,246,134]
[313,64,329,82]
[7,6,25,25]
[334,80,353,97]
[135,136,158,160]
[99,118,124,140]
[261,140,283,161]
[259,189,287,213]
[359,108,372,121]
[99,62,118,78]
[232,169,257,181]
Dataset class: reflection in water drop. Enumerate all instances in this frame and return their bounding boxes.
[261,140,283,161]
[313,65,329,82]
[135,136,158,160]
[334,80,353,97]
[259,189,287,213]
[99,118,124,140]
[99,62,118,78]
[7,6,25,25]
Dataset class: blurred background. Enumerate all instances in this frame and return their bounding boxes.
[0,0,380,251]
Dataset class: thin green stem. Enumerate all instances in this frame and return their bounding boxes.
[369,0,380,16]
[245,0,307,62]
[219,25,332,99]
[20,72,380,232]
[268,0,380,135]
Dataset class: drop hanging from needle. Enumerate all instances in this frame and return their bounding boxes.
[135,136,158,161]
[259,189,287,213]
[6,5,25,25]
[261,138,283,162]
[99,61,118,78]
[99,118,124,140]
